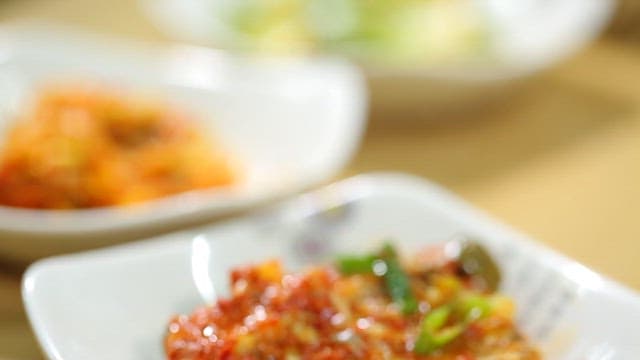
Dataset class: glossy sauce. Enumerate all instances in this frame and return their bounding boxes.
[166,256,539,359]
[0,85,236,208]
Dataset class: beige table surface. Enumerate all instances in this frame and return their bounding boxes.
[1,0,640,359]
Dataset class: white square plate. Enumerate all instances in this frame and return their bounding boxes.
[23,173,640,359]
[0,24,366,258]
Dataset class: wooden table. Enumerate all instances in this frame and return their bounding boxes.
[2,0,640,358]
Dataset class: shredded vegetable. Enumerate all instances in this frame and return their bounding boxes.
[220,0,492,65]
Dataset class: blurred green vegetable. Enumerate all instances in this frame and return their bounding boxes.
[459,241,501,292]
[224,0,491,64]
[335,243,418,315]
[414,305,464,354]
[456,293,492,322]
[336,254,377,275]
[379,243,418,315]
[334,239,503,355]
[415,293,495,354]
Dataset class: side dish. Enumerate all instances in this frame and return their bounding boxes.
[166,241,539,359]
[220,0,490,65]
[0,85,236,209]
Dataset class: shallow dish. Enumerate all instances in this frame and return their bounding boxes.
[0,24,366,259]
[142,0,615,113]
[23,173,640,359]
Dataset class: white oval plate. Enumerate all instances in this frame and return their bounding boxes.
[23,173,640,360]
[0,24,367,246]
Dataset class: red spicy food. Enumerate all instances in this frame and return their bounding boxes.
[166,242,540,359]
[0,85,236,209]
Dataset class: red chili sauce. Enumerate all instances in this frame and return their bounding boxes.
[166,243,540,359]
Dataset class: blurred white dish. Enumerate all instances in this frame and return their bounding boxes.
[0,24,366,252]
[142,0,615,113]
[23,173,640,360]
